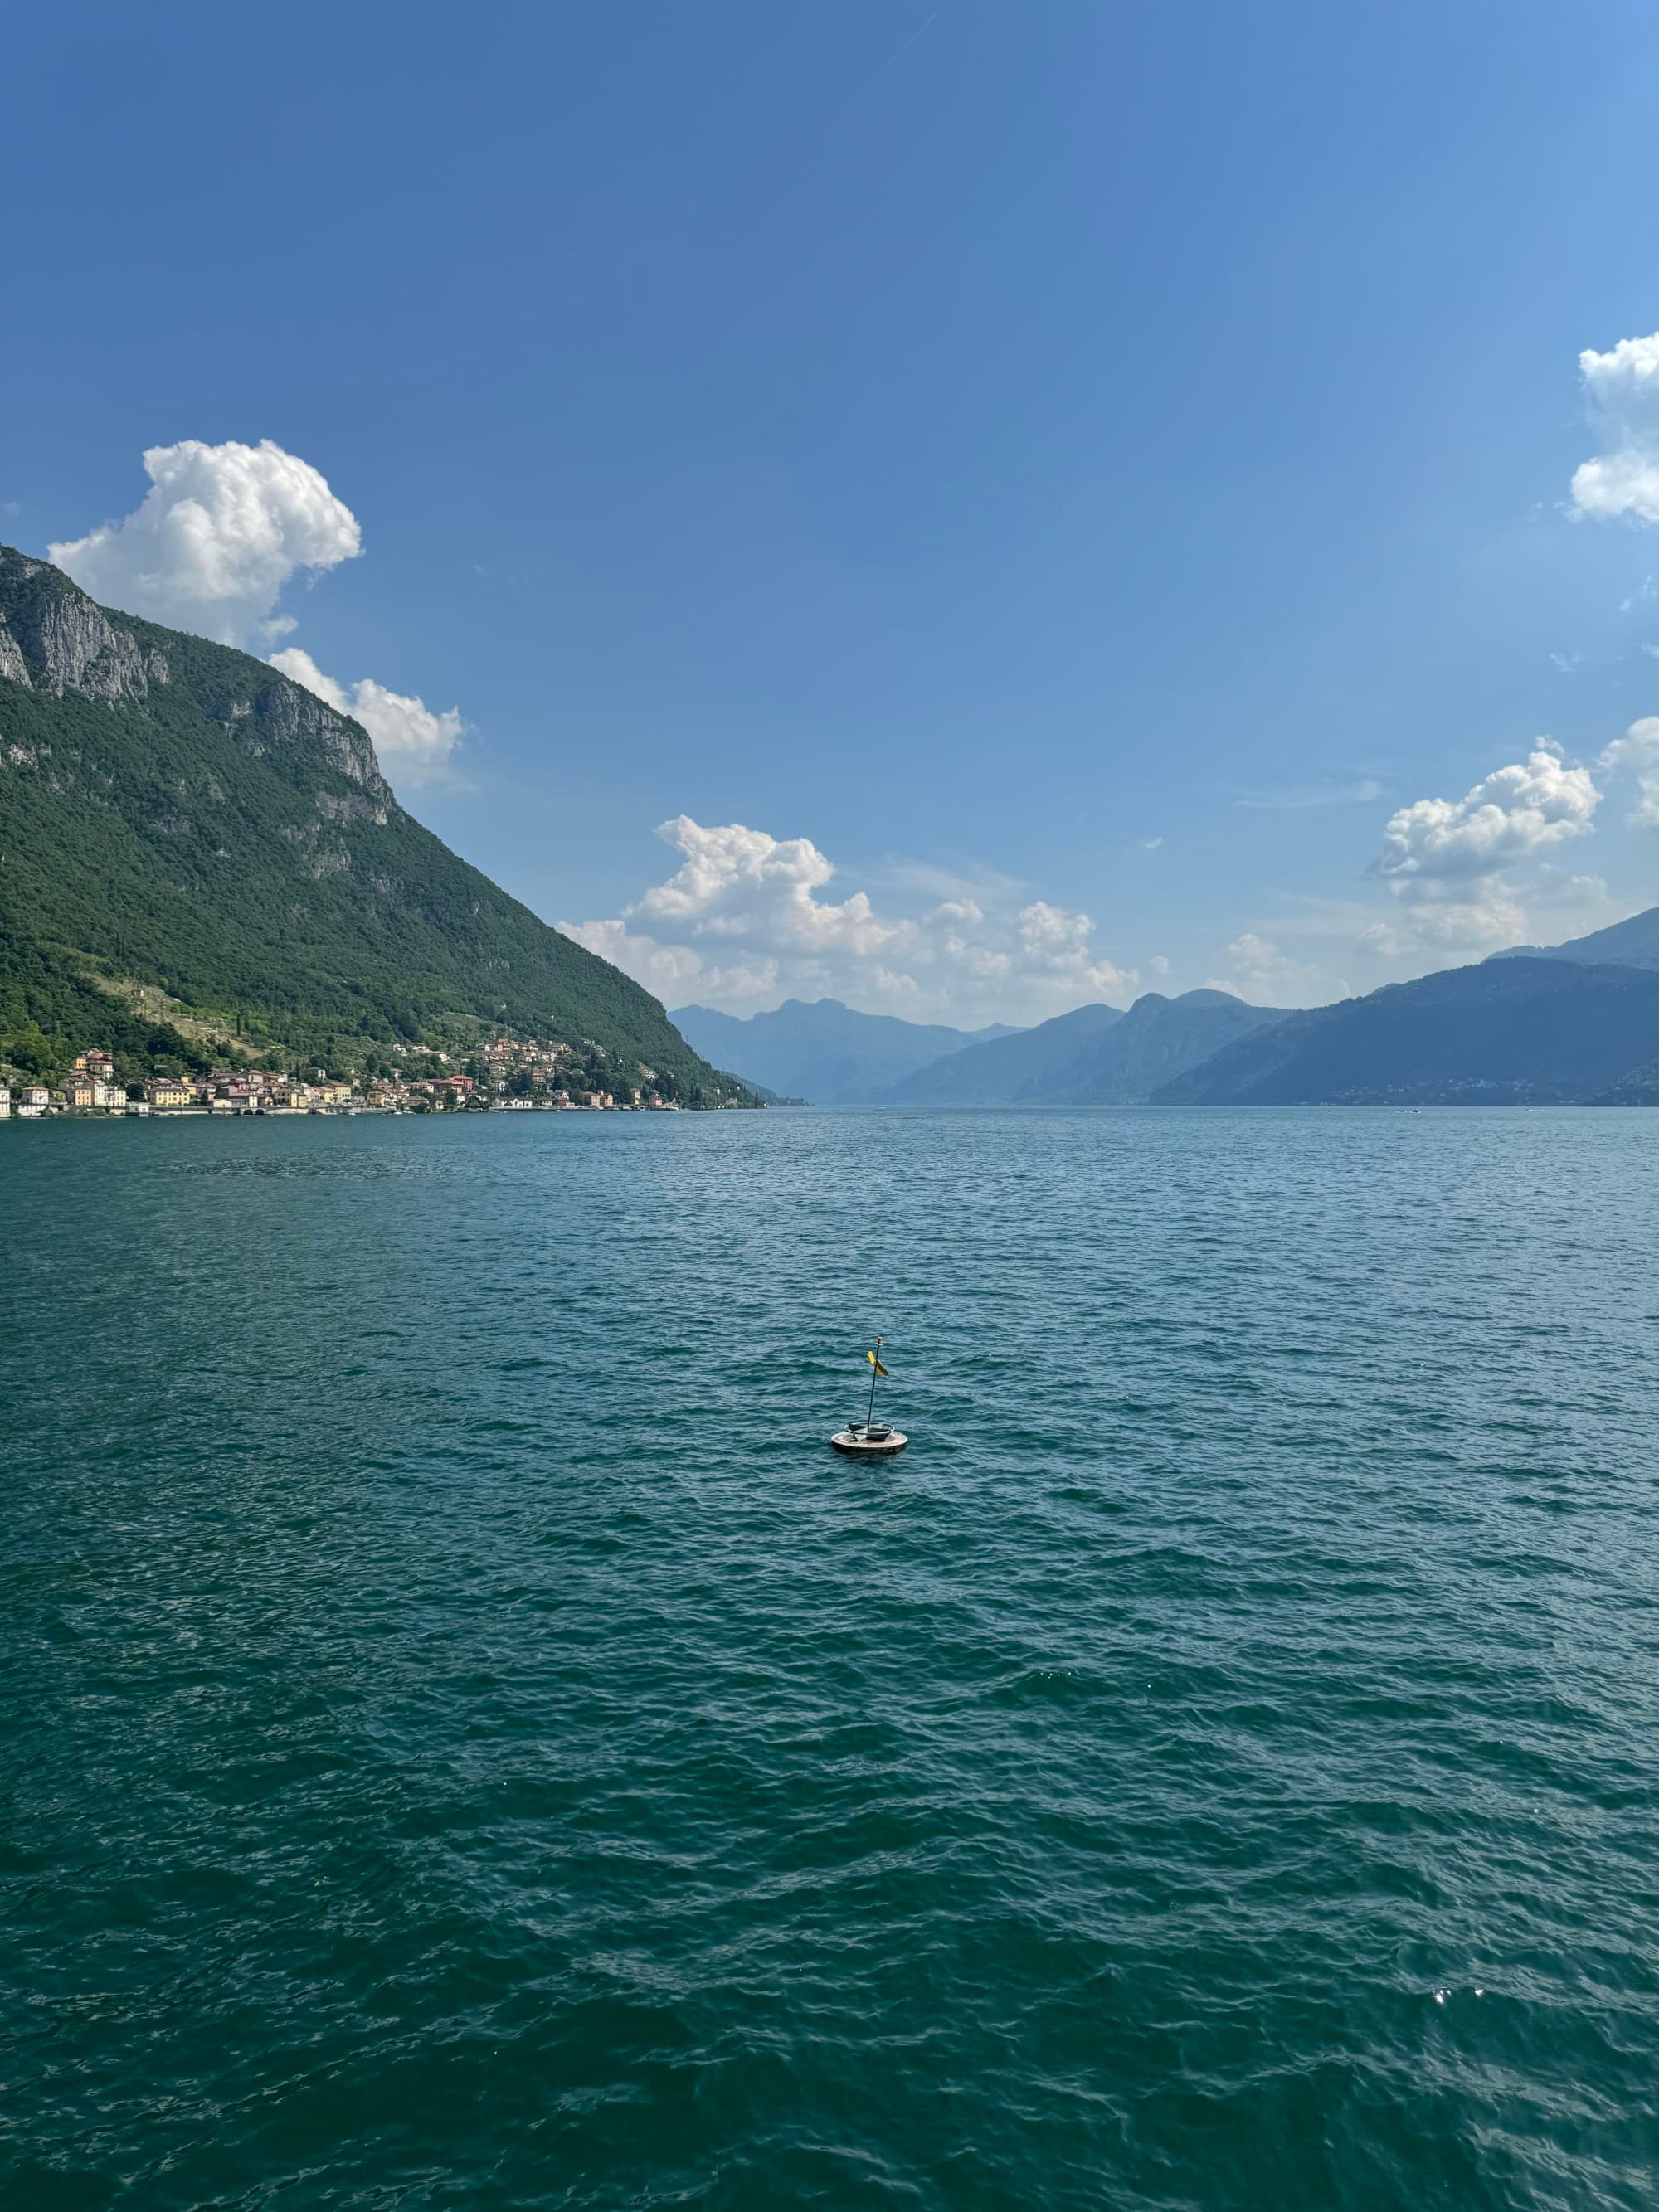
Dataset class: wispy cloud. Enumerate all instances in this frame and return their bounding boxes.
[1233,777,1384,811]
[1204,932,1348,1008]
[858,853,1028,905]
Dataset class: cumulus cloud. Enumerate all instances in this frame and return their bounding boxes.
[1574,329,1659,524]
[1572,333,1659,522]
[1374,746,1598,883]
[51,439,361,644]
[1601,714,1659,826]
[561,815,1134,1022]
[1363,744,1601,959]
[270,646,465,788]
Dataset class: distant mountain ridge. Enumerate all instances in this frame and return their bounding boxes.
[879,990,1287,1105]
[1491,902,1659,973]
[1068,991,1290,1102]
[876,1001,1123,1104]
[669,998,1021,1104]
[0,546,747,1099]
[1155,957,1659,1106]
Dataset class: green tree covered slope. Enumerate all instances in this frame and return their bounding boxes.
[0,547,747,1098]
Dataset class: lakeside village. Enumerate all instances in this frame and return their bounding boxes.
[0,1034,703,1121]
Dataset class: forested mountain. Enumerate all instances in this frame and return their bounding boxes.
[0,547,747,1098]
[1153,957,1659,1105]
[670,998,1020,1103]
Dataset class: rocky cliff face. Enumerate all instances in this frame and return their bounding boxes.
[0,547,169,702]
[0,543,391,805]
[247,677,389,800]
[0,615,32,687]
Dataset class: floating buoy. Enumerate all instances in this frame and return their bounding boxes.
[830,1334,907,1454]
[830,1424,908,1457]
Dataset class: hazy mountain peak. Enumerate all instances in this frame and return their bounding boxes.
[879,990,1286,1106]
[669,996,1025,1103]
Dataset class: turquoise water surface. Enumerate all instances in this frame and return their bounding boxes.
[5,1106,1658,2210]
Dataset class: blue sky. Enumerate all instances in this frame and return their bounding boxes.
[7,0,1659,1022]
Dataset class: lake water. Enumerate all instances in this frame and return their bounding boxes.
[6,1107,1659,2210]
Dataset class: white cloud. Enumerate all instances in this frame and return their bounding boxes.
[270,646,465,788]
[51,440,362,644]
[1601,713,1659,826]
[1374,746,1598,885]
[1360,744,1603,962]
[1571,333,1659,523]
[53,441,467,789]
[561,815,1134,1022]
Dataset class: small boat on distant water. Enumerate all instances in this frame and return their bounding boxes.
[830,1335,907,1456]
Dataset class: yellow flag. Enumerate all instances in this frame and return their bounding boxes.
[867,1350,888,1376]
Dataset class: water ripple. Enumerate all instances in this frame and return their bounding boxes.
[5,1106,1659,2209]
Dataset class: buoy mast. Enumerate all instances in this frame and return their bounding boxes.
[830,1334,907,1456]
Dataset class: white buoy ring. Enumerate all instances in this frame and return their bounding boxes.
[830,1426,908,1456]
